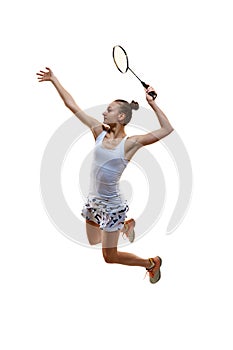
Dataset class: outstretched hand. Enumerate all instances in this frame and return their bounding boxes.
[145,86,157,103]
[36,67,54,82]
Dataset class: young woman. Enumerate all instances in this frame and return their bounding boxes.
[37,67,174,284]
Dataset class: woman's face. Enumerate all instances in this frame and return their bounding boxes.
[102,102,124,125]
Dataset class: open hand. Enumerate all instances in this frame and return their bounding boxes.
[36,67,54,82]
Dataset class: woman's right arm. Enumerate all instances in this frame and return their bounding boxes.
[36,67,105,137]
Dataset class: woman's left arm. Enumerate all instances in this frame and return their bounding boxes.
[136,86,174,146]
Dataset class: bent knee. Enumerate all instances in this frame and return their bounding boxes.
[102,249,118,264]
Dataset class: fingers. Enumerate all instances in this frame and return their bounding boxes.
[36,72,45,82]
[36,68,49,74]
[144,85,157,102]
[36,67,52,82]
[145,86,155,94]
[145,86,157,98]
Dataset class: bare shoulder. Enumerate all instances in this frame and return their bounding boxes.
[91,123,108,140]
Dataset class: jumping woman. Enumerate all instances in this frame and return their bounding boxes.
[37,67,174,284]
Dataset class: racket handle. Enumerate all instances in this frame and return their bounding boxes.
[141,81,157,100]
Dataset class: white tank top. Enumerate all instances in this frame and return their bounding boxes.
[88,130,129,203]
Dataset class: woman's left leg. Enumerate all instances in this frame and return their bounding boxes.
[86,219,102,245]
[102,230,152,269]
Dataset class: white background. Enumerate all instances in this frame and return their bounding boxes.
[1,0,232,349]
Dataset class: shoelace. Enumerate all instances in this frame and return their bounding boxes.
[144,259,155,279]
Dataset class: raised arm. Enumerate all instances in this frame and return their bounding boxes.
[36,67,106,138]
[124,87,174,161]
[135,86,174,146]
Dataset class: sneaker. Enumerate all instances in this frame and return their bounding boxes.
[122,219,135,243]
[146,256,162,284]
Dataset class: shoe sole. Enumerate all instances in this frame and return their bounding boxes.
[128,228,135,243]
[123,219,136,243]
[150,256,162,284]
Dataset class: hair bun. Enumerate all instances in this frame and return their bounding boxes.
[130,100,139,110]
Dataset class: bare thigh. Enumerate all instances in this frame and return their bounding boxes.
[86,220,102,245]
[102,230,120,262]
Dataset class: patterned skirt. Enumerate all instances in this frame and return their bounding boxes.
[81,196,129,232]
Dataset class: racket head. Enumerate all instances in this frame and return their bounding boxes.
[112,45,129,74]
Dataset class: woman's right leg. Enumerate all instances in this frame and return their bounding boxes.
[102,230,152,267]
[101,230,162,283]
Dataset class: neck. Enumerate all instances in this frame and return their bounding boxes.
[107,123,126,138]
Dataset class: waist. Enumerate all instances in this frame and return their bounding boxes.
[87,194,126,207]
